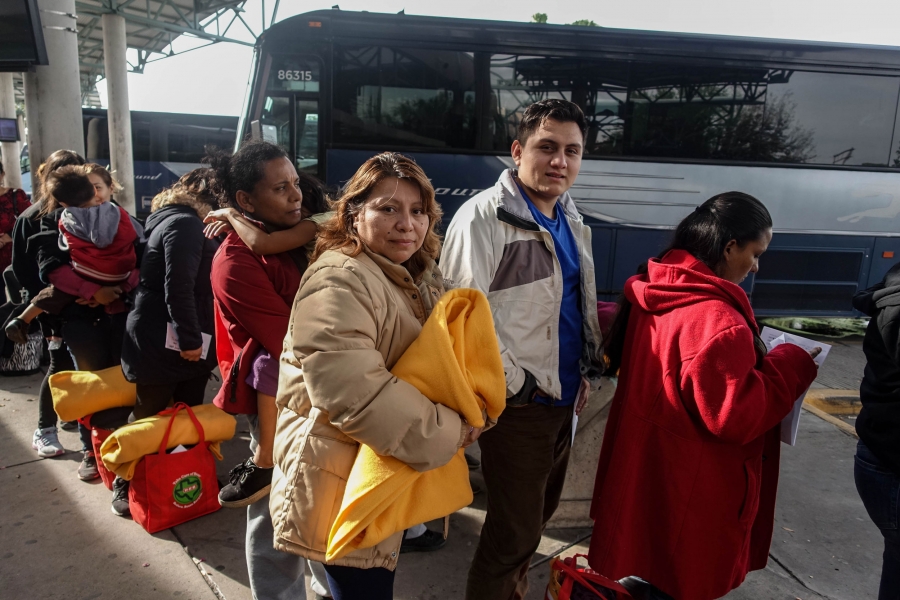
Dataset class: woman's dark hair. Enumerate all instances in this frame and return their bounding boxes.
[203,141,289,210]
[33,149,85,208]
[604,191,773,374]
[298,171,330,216]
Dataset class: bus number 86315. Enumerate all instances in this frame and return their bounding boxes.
[277,70,313,81]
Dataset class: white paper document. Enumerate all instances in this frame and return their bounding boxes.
[571,411,578,447]
[759,326,831,446]
[165,322,212,360]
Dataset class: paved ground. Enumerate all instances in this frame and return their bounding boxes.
[0,335,885,599]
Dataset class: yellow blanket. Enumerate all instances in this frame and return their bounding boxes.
[99,404,237,480]
[49,366,136,422]
[326,288,506,561]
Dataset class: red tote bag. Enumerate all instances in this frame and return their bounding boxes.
[91,427,115,491]
[128,403,221,533]
[546,554,633,600]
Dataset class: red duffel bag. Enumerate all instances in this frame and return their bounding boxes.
[128,403,221,533]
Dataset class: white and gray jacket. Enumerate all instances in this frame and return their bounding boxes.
[442,169,603,402]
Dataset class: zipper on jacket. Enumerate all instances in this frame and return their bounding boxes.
[229,349,243,403]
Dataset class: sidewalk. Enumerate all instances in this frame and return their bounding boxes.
[0,338,884,599]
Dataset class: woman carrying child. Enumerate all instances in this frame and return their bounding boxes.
[114,168,221,517]
[204,140,331,600]
[13,162,143,481]
[14,150,83,460]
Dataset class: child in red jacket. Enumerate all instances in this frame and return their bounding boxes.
[5,166,137,343]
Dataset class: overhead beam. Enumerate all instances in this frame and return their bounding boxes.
[74,1,255,46]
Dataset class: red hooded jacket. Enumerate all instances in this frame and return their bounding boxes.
[210,230,302,414]
[588,249,818,600]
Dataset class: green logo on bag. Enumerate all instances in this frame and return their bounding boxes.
[173,473,202,506]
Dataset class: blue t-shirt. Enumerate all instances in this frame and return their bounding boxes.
[518,184,584,406]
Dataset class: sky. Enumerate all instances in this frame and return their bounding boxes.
[95,0,900,116]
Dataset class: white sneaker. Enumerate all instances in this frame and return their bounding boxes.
[32,427,65,458]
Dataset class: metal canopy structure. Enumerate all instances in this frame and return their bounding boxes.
[73,0,265,103]
[10,0,269,108]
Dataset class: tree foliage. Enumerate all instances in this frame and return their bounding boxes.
[531,13,548,24]
[570,19,599,26]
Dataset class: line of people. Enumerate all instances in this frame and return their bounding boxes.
[3,97,893,600]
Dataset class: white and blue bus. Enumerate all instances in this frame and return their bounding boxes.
[81,108,238,214]
[238,9,900,315]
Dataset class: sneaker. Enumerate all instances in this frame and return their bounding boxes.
[77,450,100,481]
[4,317,29,345]
[218,458,273,508]
[400,529,446,554]
[464,453,480,470]
[111,477,130,517]
[59,420,79,432]
[32,427,65,458]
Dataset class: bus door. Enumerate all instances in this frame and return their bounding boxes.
[256,55,322,178]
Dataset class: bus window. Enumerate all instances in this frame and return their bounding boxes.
[332,46,477,150]
[296,99,319,175]
[489,54,628,155]
[259,96,292,149]
[765,71,899,167]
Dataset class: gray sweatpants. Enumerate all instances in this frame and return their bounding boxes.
[246,415,332,599]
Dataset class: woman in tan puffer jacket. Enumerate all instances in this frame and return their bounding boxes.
[270,153,482,599]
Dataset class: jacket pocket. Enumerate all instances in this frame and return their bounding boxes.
[293,434,359,552]
[739,456,762,526]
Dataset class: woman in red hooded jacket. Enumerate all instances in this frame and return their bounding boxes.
[589,192,820,600]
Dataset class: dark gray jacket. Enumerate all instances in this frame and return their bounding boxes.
[121,205,218,384]
[852,261,900,476]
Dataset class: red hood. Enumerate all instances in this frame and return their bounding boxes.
[625,249,758,334]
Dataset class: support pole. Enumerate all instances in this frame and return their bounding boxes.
[102,13,136,215]
[0,74,23,190]
[22,0,84,190]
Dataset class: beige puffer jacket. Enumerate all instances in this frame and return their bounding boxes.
[270,246,467,570]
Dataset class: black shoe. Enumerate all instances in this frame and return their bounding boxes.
[4,317,29,345]
[77,450,100,481]
[111,477,131,517]
[218,458,273,508]
[464,453,480,470]
[59,420,79,432]
[400,529,446,554]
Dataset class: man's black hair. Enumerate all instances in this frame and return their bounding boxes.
[516,99,588,145]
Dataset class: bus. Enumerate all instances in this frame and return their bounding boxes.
[238,9,900,315]
[80,109,237,214]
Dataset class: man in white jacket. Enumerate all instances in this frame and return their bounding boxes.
[442,99,603,600]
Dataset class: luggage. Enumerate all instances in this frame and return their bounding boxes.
[0,329,42,376]
[546,554,631,600]
[128,403,221,533]
[91,426,115,491]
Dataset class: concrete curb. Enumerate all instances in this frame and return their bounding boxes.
[805,388,861,415]
[802,402,859,438]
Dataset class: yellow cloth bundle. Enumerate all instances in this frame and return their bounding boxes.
[99,404,237,480]
[49,366,136,422]
[326,288,506,561]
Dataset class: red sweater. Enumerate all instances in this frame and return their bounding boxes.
[588,249,818,600]
[210,230,302,415]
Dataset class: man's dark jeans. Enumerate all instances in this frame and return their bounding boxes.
[466,402,573,600]
[855,440,900,600]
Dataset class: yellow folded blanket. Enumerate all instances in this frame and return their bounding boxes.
[49,366,136,422]
[99,404,237,480]
[327,288,506,561]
